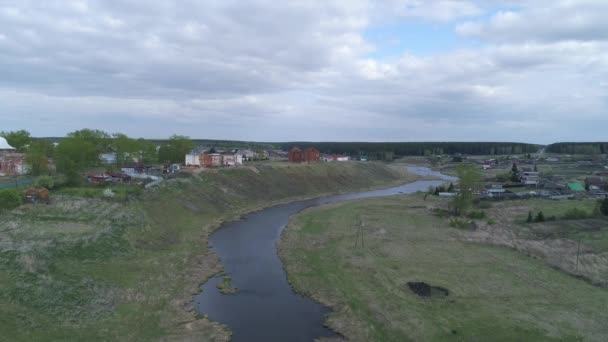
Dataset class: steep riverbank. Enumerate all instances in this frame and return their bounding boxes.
[0,162,419,341]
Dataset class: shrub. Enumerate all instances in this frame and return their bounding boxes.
[487,219,496,225]
[476,201,492,209]
[535,211,545,222]
[34,176,55,189]
[526,211,533,223]
[467,210,487,219]
[561,208,590,220]
[0,189,22,210]
[601,198,608,216]
[449,218,474,230]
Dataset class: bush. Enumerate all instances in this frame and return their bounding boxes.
[0,189,22,210]
[476,201,492,209]
[535,211,545,222]
[487,218,497,225]
[601,198,608,216]
[561,208,590,220]
[449,218,474,230]
[467,210,487,219]
[526,211,533,223]
[34,176,55,189]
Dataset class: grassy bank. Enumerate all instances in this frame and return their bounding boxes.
[280,194,608,341]
[0,161,417,341]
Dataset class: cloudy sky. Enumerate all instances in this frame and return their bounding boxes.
[1,0,607,143]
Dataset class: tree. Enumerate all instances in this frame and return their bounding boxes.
[601,197,608,216]
[0,130,31,151]
[67,129,110,155]
[451,165,482,216]
[54,135,99,185]
[511,162,519,173]
[447,182,454,192]
[112,133,140,166]
[25,141,51,176]
[535,211,545,222]
[158,135,194,164]
[527,211,533,223]
[534,164,538,172]
[0,189,22,210]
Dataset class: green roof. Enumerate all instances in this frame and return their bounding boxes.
[567,183,585,191]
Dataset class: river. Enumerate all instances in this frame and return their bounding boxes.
[194,166,455,341]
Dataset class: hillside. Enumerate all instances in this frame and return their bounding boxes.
[0,161,417,341]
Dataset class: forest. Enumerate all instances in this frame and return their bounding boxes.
[280,142,542,157]
[545,142,608,154]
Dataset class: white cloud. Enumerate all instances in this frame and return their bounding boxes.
[0,0,607,142]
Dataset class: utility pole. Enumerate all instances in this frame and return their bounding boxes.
[575,238,581,272]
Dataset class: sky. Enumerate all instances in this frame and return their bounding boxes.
[0,0,607,143]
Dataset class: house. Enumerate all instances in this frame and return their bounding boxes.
[185,152,201,166]
[222,153,243,167]
[0,137,16,152]
[520,171,540,186]
[239,149,257,161]
[100,152,117,165]
[289,147,320,163]
[585,176,606,190]
[87,173,111,185]
[109,173,131,183]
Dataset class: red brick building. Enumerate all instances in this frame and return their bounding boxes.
[288,147,320,163]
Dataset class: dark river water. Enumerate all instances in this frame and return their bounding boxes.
[194,166,455,342]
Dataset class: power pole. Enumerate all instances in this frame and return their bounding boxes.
[575,238,581,272]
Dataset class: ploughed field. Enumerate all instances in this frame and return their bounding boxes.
[280,194,608,341]
[0,161,416,341]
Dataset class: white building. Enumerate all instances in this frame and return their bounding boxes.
[100,152,117,164]
[185,153,201,166]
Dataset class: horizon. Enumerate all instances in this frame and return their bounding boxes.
[2,1,608,143]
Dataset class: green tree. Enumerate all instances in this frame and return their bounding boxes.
[451,165,482,216]
[25,141,52,176]
[601,197,608,216]
[67,129,110,155]
[54,135,99,185]
[0,189,22,210]
[0,130,31,151]
[135,138,158,164]
[158,135,194,164]
[527,211,533,223]
[111,133,140,166]
[535,211,545,222]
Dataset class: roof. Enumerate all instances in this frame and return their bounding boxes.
[0,137,16,150]
[567,183,585,191]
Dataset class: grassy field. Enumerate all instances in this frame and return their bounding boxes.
[0,161,418,341]
[280,194,608,341]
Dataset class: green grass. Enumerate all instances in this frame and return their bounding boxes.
[0,162,415,341]
[280,194,608,341]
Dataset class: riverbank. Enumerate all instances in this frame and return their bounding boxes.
[0,161,419,340]
[280,193,608,341]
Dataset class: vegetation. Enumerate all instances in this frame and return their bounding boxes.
[280,194,608,341]
[546,142,608,154]
[451,164,481,215]
[33,175,55,189]
[0,161,416,340]
[280,142,541,156]
[25,140,53,175]
[158,135,194,164]
[0,189,22,210]
[601,197,608,216]
[0,129,31,151]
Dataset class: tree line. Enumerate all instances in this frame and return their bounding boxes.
[279,142,541,157]
[545,142,608,154]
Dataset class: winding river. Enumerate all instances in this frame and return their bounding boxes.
[194,166,455,341]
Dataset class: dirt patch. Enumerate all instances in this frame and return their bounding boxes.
[407,282,449,298]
